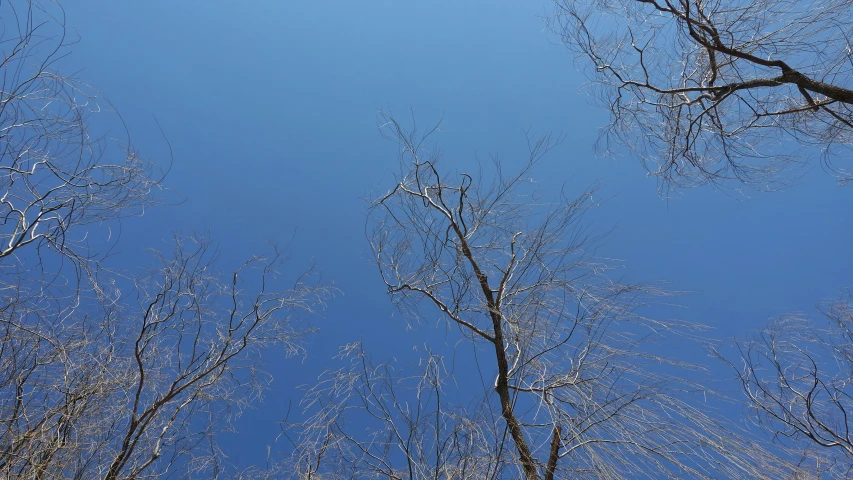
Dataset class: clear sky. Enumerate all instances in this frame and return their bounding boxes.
[63,0,853,469]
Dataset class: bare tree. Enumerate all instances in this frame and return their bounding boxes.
[282,342,505,480]
[550,0,853,474]
[284,114,797,479]
[551,0,853,189]
[721,290,853,477]
[0,3,333,477]
[0,0,162,269]
[0,234,328,479]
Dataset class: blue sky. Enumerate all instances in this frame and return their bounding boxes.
[64,0,853,469]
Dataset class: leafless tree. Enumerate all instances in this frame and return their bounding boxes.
[0,3,333,477]
[551,0,853,474]
[551,0,853,189]
[721,290,853,478]
[0,0,162,270]
[0,234,328,479]
[281,342,505,480]
[283,114,797,479]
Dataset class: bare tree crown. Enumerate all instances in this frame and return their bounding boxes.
[721,291,853,477]
[0,3,330,478]
[0,233,329,479]
[553,0,853,188]
[0,0,162,267]
[280,113,797,479]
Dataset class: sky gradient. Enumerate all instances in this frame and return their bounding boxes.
[62,0,853,469]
